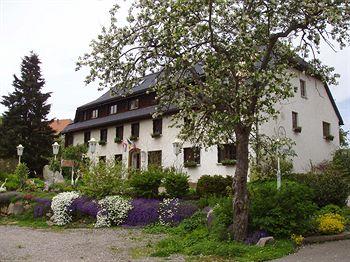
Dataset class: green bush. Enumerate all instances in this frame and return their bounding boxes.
[0,173,20,190]
[130,167,164,198]
[81,161,126,199]
[332,149,350,178]
[0,158,18,174]
[211,197,233,240]
[318,204,344,215]
[249,180,317,237]
[163,169,189,198]
[196,175,233,197]
[14,163,29,189]
[286,171,350,207]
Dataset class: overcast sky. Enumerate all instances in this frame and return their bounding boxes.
[0,0,349,131]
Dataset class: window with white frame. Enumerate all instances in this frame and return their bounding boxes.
[129,99,139,110]
[92,109,98,119]
[110,104,117,114]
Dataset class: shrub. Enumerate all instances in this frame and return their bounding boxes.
[81,161,126,199]
[124,198,160,226]
[249,180,317,237]
[316,213,345,235]
[331,149,350,178]
[210,197,234,240]
[0,158,18,174]
[14,163,29,189]
[51,191,80,225]
[33,198,52,218]
[130,168,163,198]
[95,195,132,228]
[318,204,343,216]
[69,196,100,219]
[287,171,350,207]
[0,173,20,190]
[196,175,233,197]
[163,169,189,198]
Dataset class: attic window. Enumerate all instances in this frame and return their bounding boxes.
[92,109,98,119]
[110,104,117,115]
[129,99,139,110]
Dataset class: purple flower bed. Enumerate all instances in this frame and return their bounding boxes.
[245,230,269,245]
[172,201,199,224]
[33,198,51,218]
[69,196,100,219]
[160,199,199,225]
[123,198,160,226]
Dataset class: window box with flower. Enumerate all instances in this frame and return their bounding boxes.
[221,159,236,166]
[114,137,122,143]
[293,126,302,133]
[129,136,139,141]
[184,161,198,168]
[324,135,334,141]
[98,140,107,146]
[151,132,162,138]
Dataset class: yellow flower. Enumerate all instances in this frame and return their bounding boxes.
[317,213,345,235]
[291,234,304,246]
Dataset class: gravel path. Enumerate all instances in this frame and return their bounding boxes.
[0,226,183,262]
[274,239,350,262]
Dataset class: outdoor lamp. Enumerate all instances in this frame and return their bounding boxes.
[52,142,60,160]
[172,138,182,156]
[88,138,97,155]
[16,144,24,164]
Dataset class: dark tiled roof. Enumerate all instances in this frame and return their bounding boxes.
[62,105,176,133]
[78,73,159,109]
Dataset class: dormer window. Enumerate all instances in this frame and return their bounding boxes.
[129,99,139,110]
[92,109,98,119]
[110,104,117,115]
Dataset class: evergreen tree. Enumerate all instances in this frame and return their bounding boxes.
[0,52,55,176]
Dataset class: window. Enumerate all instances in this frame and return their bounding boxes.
[129,99,139,110]
[217,144,236,163]
[300,79,307,98]
[131,123,140,138]
[323,121,331,137]
[184,147,200,165]
[115,126,123,139]
[148,150,162,167]
[115,154,122,162]
[100,128,108,142]
[83,111,88,121]
[92,109,98,119]
[99,156,106,162]
[84,131,91,144]
[65,133,73,147]
[110,104,117,115]
[152,118,162,135]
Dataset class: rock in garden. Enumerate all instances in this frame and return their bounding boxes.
[256,236,274,247]
[0,192,23,206]
[43,165,65,186]
[7,202,25,216]
[206,208,214,228]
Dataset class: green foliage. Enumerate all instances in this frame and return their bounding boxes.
[196,175,232,197]
[61,144,88,163]
[331,149,350,178]
[211,197,234,241]
[129,167,164,198]
[0,158,18,174]
[0,173,20,190]
[14,163,29,189]
[49,159,61,173]
[81,161,126,199]
[286,170,350,207]
[318,204,344,216]
[249,180,317,237]
[339,128,349,148]
[25,178,45,191]
[163,169,189,198]
[0,52,55,176]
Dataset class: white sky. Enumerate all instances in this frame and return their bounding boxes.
[0,0,349,130]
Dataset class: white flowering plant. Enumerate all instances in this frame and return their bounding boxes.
[95,195,132,228]
[159,198,179,226]
[51,191,80,226]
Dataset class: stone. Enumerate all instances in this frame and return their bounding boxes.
[256,236,274,247]
[43,165,65,187]
[0,192,23,206]
[206,208,214,229]
[0,205,8,215]
[7,202,25,216]
[347,196,350,207]
[46,220,54,226]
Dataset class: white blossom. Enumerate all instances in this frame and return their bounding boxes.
[51,191,80,226]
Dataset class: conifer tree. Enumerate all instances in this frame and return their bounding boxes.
[0,52,54,176]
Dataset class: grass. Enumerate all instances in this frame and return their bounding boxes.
[0,208,50,228]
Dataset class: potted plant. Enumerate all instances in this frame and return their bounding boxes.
[114,137,122,143]
[98,140,106,146]
[184,161,198,168]
[293,126,302,133]
[221,159,236,166]
[325,135,334,141]
[151,132,161,138]
[129,136,138,141]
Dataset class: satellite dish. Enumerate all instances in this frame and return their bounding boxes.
[277,126,286,139]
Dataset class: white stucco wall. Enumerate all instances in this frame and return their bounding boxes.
[71,70,341,180]
[72,116,235,182]
[260,69,340,172]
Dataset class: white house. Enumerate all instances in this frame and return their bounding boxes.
[62,66,343,181]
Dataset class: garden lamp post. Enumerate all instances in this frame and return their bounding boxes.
[276,139,281,190]
[52,142,60,160]
[88,138,97,164]
[16,144,24,165]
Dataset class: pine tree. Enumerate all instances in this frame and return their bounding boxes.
[0,52,55,176]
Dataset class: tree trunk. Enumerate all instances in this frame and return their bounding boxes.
[232,127,250,241]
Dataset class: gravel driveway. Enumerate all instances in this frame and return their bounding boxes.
[274,239,350,262]
[0,226,183,262]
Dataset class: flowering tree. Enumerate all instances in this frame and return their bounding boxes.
[77,1,350,241]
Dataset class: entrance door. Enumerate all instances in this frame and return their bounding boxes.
[129,149,141,169]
